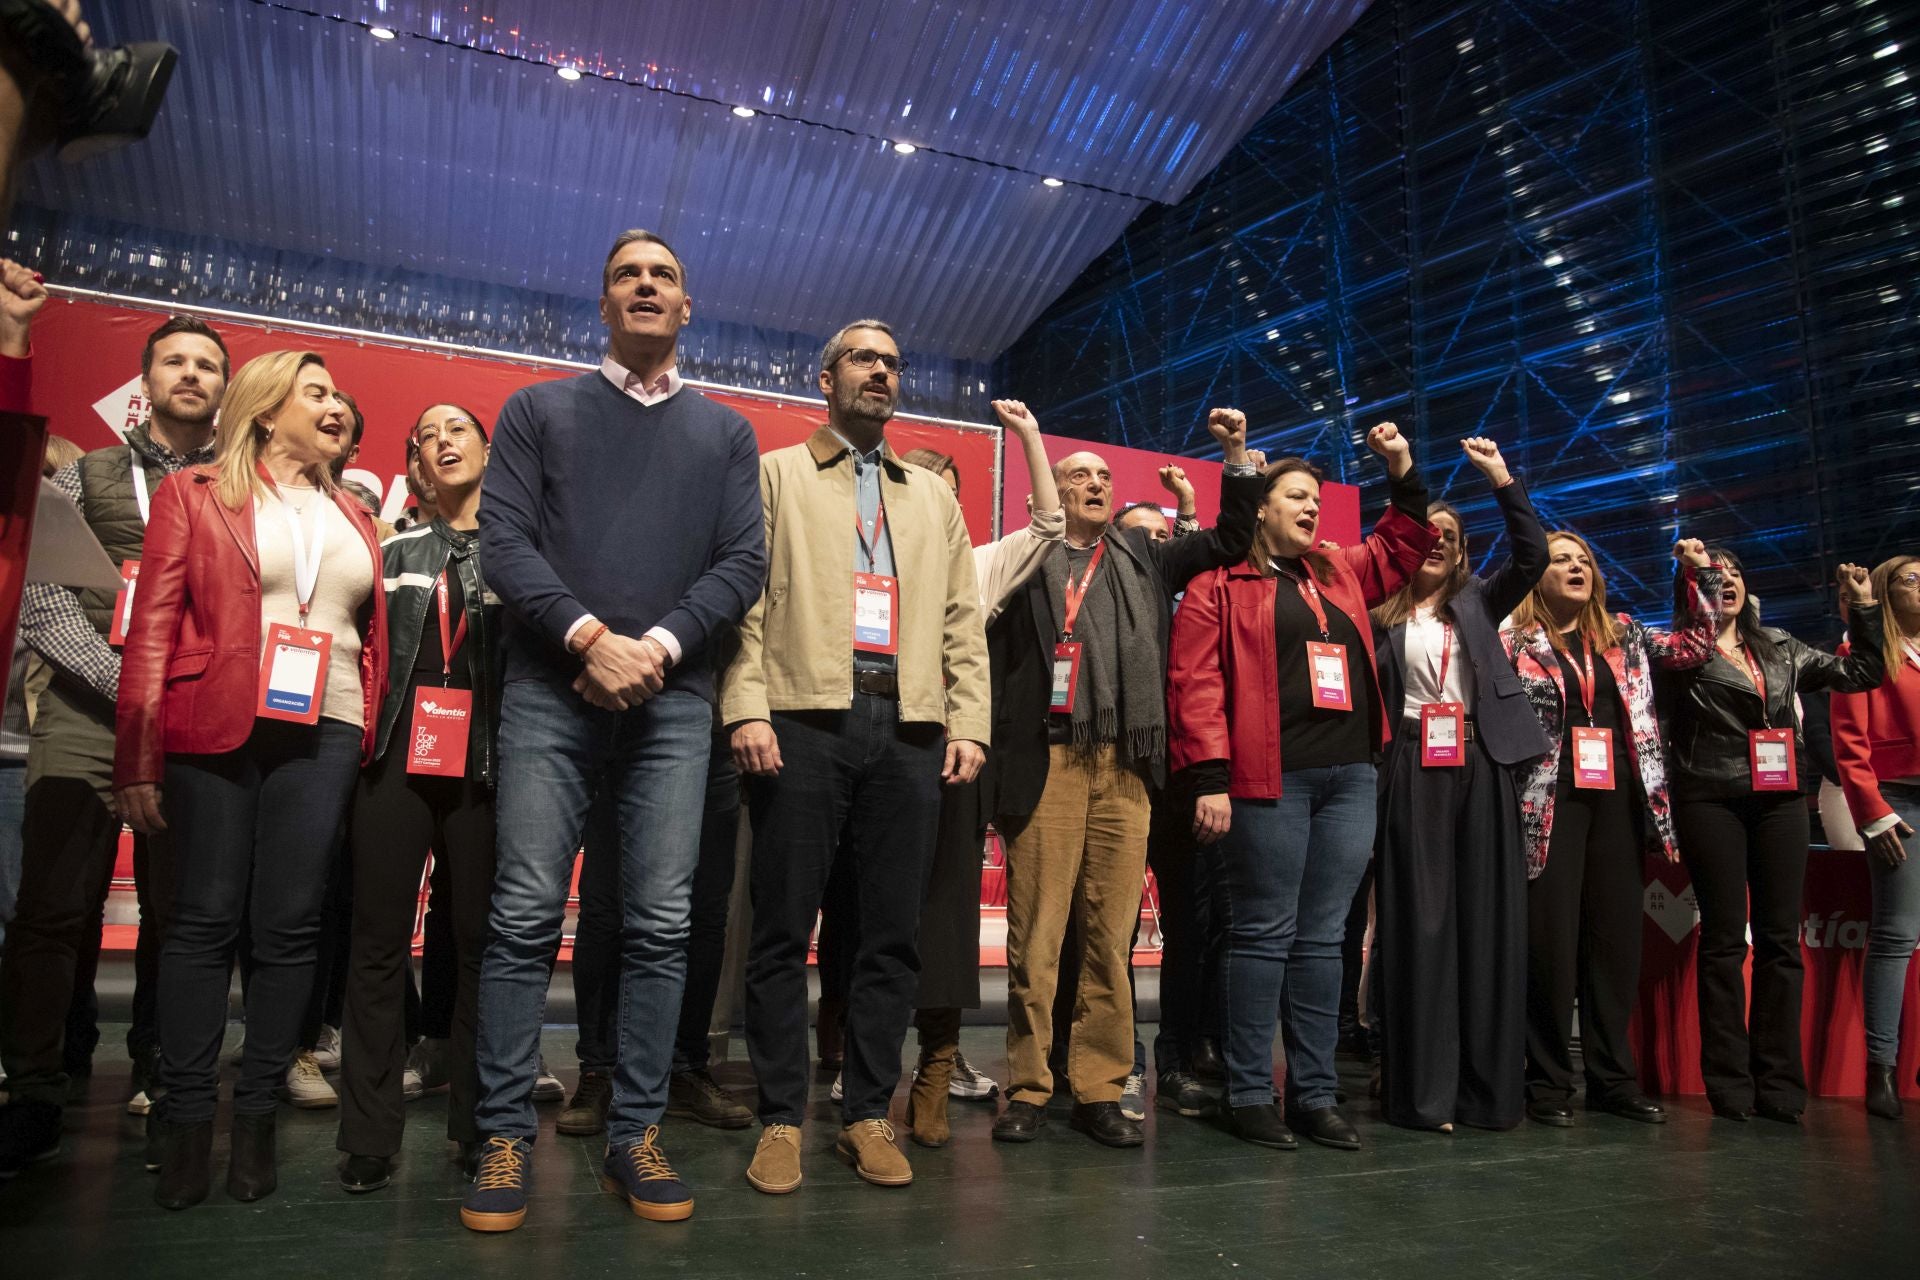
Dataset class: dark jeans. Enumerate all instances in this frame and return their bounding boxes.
[1210,764,1378,1112]
[338,748,495,1155]
[129,823,176,1068]
[0,776,131,1104]
[575,737,740,1076]
[744,696,944,1126]
[159,720,362,1123]
[475,679,710,1146]
[1525,773,1644,1105]
[1677,793,1811,1112]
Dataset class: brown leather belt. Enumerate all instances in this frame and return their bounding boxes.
[854,669,900,698]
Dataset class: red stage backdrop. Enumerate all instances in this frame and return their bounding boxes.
[28,294,1003,544]
[1633,849,1920,1100]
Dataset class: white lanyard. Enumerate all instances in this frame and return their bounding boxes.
[1904,639,1920,673]
[276,487,328,623]
[131,451,151,527]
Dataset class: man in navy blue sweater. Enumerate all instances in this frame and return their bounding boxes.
[462,230,766,1233]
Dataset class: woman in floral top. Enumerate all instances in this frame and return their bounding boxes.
[1501,533,1721,1127]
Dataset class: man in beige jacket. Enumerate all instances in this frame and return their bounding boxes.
[721,319,988,1195]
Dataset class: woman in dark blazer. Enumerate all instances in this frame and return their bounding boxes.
[115,351,387,1210]
[1369,438,1549,1132]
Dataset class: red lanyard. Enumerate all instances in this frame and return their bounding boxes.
[855,499,888,573]
[1569,636,1599,727]
[1430,618,1452,693]
[1724,643,1770,728]
[435,572,470,677]
[1293,569,1332,640]
[1061,541,1107,638]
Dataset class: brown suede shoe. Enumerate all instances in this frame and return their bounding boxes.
[836,1118,913,1186]
[908,1047,955,1148]
[745,1123,803,1195]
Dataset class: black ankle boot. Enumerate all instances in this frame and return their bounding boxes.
[154,1120,213,1210]
[227,1111,278,1201]
[1866,1063,1903,1121]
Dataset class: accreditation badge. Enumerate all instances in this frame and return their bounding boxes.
[407,687,473,777]
[1050,641,1084,714]
[1420,702,1465,767]
[1571,725,1615,790]
[1306,641,1350,711]
[256,624,332,724]
[852,572,899,654]
[108,559,139,647]
[1749,728,1795,791]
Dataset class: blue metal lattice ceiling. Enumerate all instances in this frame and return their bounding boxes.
[22,0,1372,361]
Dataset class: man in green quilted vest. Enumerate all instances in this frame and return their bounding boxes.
[0,313,228,1177]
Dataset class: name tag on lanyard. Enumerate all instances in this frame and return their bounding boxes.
[853,573,899,654]
[1567,641,1615,789]
[1728,645,1795,792]
[1051,541,1106,716]
[1417,620,1461,765]
[1421,702,1465,766]
[109,559,139,647]
[256,488,331,724]
[408,571,473,775]
[1290,570,1351,712]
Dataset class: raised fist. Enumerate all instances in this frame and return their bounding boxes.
[991,398,1039,435]
[1205,408,1249,464]
[1367,422,1412,477]
[1460,437,1510,487]
[1157,464,1194,501]
[1836,562,1873,605]
[1671,538,1709,569]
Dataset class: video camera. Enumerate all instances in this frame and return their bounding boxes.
[0,0,177,162]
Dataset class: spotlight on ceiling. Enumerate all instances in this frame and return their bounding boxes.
[556,66,583,81]
[732,106,756,118]
[1042,177,1064,188]
[892,141,917,155]
[369,26,397,40]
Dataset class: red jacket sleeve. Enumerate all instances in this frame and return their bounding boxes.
[0,353,29,415]
[114,470,193,788]
[1829,641,1892,831]
[1337,503,1437,608]
[1168,567,1231,774]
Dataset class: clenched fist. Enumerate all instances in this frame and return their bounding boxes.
[991,398,1039,437]
[1460,437,1511,487]
[1836,562,1874,605]
[1205,408,1249,465]
[1671,539,1710,569]
[1366,422,1412,478]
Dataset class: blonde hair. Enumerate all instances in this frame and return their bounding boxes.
[41,435,84,476]
[1869,554,1919,684]
[212,350,336,509]
[1372,501,1469,628]
[1509,530,1623,653]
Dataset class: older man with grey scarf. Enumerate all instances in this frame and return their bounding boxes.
[984,409,1260,1148]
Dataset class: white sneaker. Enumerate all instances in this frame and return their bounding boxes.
[1120,1071,1147,1121]
[406,1037,449,1093]
[532,1057,565,1104]
[402,1065,425,1102]
[283,1050,338,1109]
[311,1024,343,1073]
[829,1070,843,1102]
[126,1089,153,1117]
[946,1050,1000,1100]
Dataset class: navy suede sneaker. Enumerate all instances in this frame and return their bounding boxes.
[600,1125,693,1222]
[460,1136,531,1232]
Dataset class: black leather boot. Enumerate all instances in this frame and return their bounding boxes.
[1866,1063,1903,1121]
[153,1119,213,1210]
[227,1111,278,1201]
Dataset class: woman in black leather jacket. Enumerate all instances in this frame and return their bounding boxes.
[1662,546,1884,1123]
[336,404,503,1189]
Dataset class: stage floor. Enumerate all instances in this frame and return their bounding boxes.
[3,1025,1916,1278]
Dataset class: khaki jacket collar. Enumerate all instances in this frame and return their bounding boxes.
[804,424,908,477]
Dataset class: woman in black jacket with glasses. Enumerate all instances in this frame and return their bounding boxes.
[1662,548,1884,1124]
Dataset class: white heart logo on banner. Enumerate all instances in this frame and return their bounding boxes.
[92,375,149,441]
[1644,880,1699,944]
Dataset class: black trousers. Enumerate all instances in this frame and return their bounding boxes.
[129,824,176,1068]
[0,776,132,1105]
[159,720,361,1123]
[1376,732,1526,1129]
[339,750,495,1154]
[403,850,456,1043]
[744,697,943,1126]
[1145,780,1212,1075]
[1339,862,1374,1043]
[299,830,353,1047]
[1676,794,1810,1113]
[576,733,742,1075]
[1524,767,1644,1105]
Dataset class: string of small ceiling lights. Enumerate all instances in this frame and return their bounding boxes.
[244,0,1138,199]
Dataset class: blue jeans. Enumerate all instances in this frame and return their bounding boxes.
[1866,784,1920,1066]
[1209,764,1377,1111]
[474,677,710,1147]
